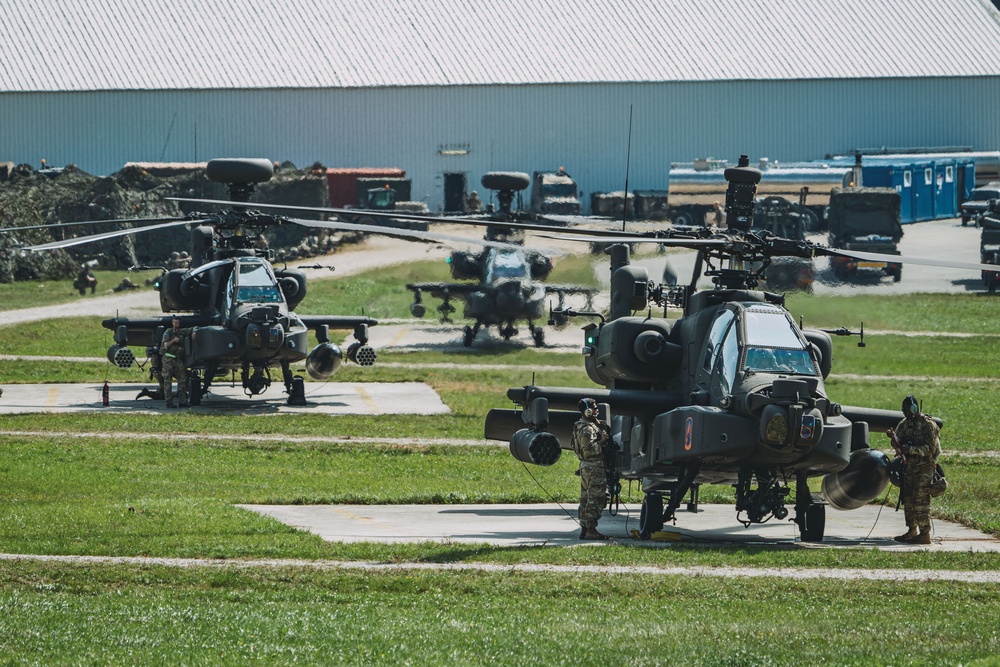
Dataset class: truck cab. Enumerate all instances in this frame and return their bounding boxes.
[530,169,582,215]
[961,182,1000,226]
[827,187,903,282]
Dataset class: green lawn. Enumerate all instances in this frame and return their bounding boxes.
[0,269,162,311]
[2,561,998,666]
[2,277,1000,665]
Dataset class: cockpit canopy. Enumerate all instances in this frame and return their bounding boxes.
[702,302,817,397]
[231,257,284,305]
[742,305,817,375]
[487,248,529,282]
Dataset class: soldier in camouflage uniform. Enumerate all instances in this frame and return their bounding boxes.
[161,317,192,408]
[573,397,609,540]
[887,395,941,545]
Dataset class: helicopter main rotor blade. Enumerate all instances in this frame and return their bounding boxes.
[0,216,193,234]
[167,197,626,235]
[282,216,530,251]
[535,231,731,249]
[22,218,214,252]
[819,246,1000,273]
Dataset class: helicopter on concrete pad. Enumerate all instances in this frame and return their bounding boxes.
[17,158,378,405]
[483,155,987,542]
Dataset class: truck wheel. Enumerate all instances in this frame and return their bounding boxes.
[672,211,694,226]
[892,267,902,282]
[801,209,820,232]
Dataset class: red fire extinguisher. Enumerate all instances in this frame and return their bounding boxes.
[102,381,110,407]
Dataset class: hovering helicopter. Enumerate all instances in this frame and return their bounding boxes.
[405,171,598,347]
[16,158,380,405]
[481,154,994,542]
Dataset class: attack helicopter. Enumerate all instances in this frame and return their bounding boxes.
[405,171,598,347]
[16,158,380,405]
[481,154,993,542]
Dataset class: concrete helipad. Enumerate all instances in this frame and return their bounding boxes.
[0,381,449,415]
[367,321,585,353]
[239,502,1000,551]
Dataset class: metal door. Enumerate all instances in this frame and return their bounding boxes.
[443,173,467,212]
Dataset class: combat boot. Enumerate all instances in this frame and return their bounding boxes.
[911,530,931,545]
[582,528,609,541]
[894,528,917,543]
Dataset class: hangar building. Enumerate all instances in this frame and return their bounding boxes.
[2,0,1000,212]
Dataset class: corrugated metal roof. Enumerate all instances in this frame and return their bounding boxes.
[3,0,1000,92]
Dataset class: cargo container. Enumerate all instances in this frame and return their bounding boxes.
[326,167,406,208]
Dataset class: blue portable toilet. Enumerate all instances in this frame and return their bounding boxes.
[932,160,959,219]
[823,153,979,222]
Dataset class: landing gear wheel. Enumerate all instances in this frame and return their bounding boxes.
[986,271,998,293]
[639,493,664,539]
[798,503,826,542]
[892,267,902,283]
[187,374,203,406]
[462,325,475,347]
[532,327,545,347]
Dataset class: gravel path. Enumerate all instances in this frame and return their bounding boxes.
[2,552,998,583]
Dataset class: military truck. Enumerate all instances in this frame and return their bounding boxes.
[979,201,1000,292]
[960,181,1000,227]
[752,196,815,291]
[530,169,582,215]
[827,187,903,282]
[329,172,430,230]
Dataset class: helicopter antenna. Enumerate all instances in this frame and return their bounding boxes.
[621,105,633,232]
[160,112,177,161]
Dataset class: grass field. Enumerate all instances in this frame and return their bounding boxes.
[1,265,1000,665]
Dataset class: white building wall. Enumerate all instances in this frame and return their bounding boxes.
[2,77,998,212]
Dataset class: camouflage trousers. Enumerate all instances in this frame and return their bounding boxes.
[161,356,188,405]
[902,459,935,531]
[578,461,607,529]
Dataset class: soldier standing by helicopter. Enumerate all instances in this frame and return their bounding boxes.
[74,263,97,295]
[161,317,192,408]
[573,398,609,540]
[886,395,941,545]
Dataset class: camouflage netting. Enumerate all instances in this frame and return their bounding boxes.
[0,160,339,283]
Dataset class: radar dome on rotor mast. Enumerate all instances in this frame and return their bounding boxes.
[481,171,530,217]
[206,158,275,201]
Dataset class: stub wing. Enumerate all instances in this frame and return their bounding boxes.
[298,315,378,330]
[542,284,599,296]
[405,282,479,300]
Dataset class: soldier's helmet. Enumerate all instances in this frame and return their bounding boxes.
[902,395,919,416]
